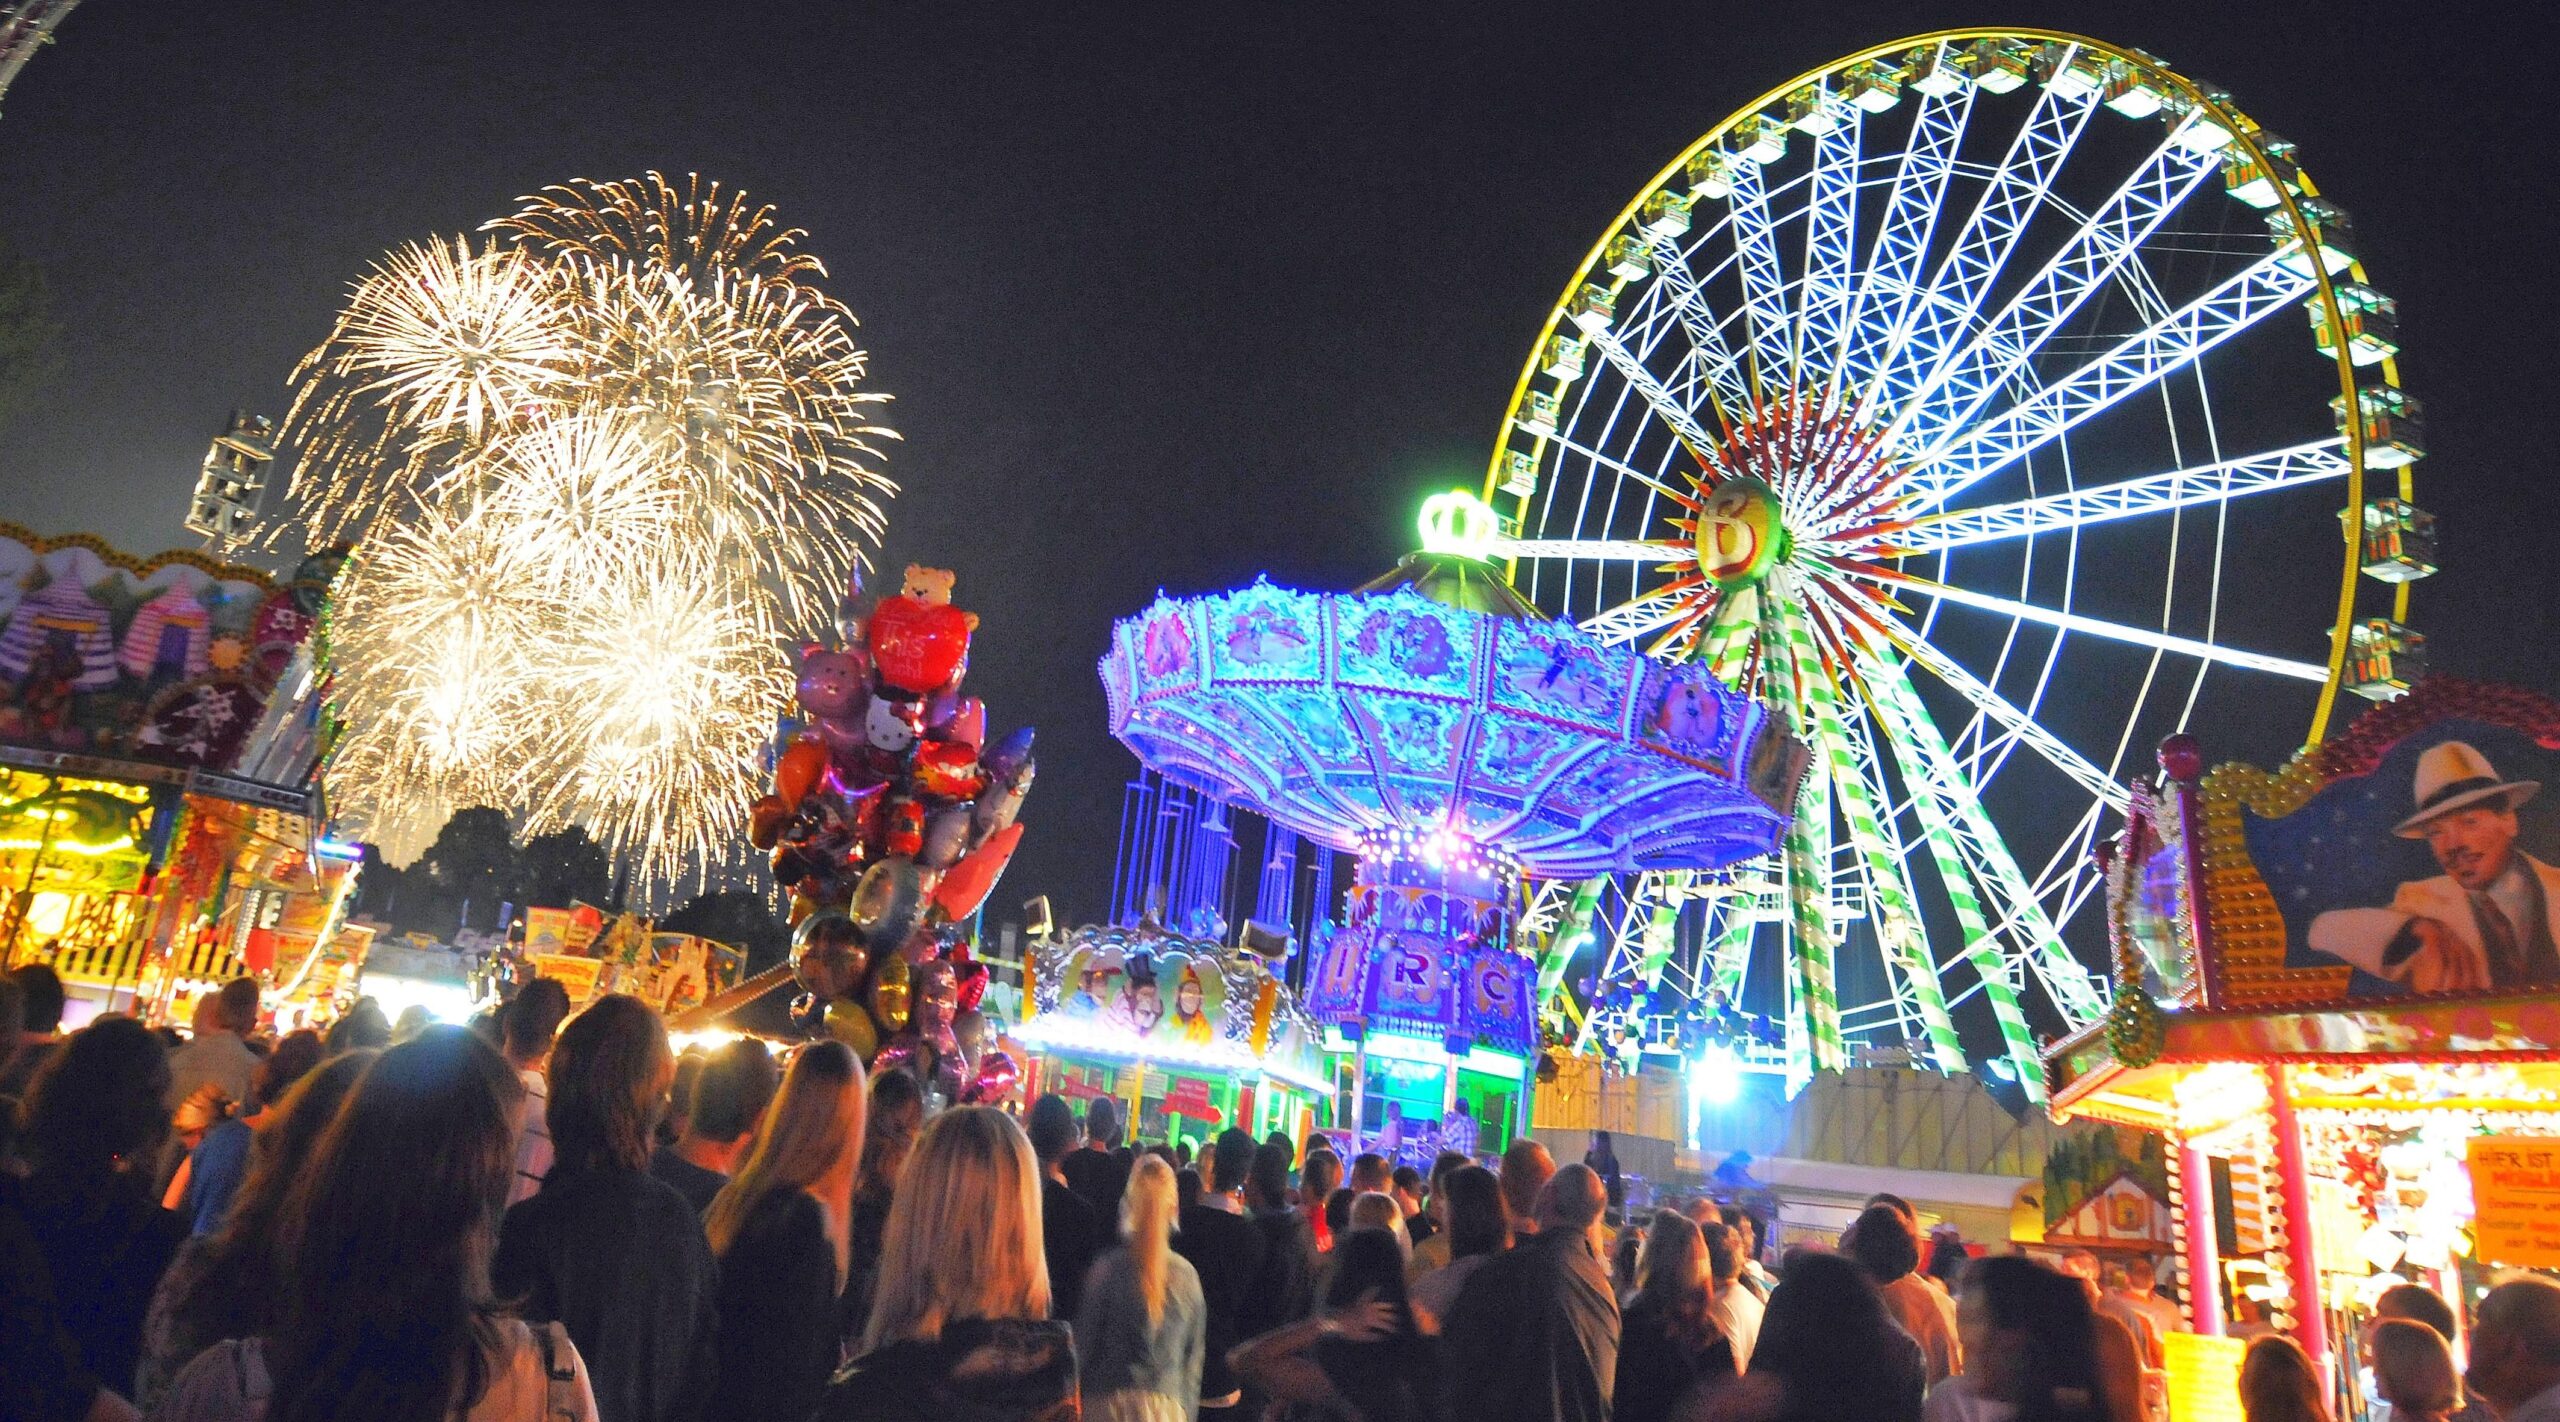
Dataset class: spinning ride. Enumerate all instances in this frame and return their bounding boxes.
[1484,31,2432,1097]
[1101,531,1801,1149]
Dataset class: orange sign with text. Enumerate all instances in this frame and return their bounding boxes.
[2470,1136,2560,1270]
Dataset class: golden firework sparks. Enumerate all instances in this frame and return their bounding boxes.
[283,173,897,899]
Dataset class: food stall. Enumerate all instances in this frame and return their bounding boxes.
[2047,678,2560,1393]
[0,524,357,1022]
[1014,921,1330,1156]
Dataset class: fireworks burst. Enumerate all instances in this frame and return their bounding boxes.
[285,173,897,899]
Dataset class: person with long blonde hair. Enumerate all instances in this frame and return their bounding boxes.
[1077,1154,1205,1421]
[826,1106,1078,1421]
[703,1041,866,1422]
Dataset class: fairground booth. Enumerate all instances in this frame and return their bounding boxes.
[1012,921,1329,1156]
[2047,678,2560,1406]
[0,525,361,1024]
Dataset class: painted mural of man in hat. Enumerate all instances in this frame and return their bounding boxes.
[2310,740,2560,992]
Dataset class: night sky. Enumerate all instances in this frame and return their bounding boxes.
[0,1,2551,931]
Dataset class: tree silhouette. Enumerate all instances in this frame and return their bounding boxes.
[660,889,790,974]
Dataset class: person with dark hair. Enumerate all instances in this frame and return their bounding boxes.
[323,995,394,1054]
[847,1066,925,1327]
[1391,1164,1434,1246]
[1,1016,181,1422]
[1178,1126,1270,1418]
[1408,1163,1507,1329]
[158,1026,600,1422]
[1066,1094,1135,1223]
[504,977,573,1204]
[651,1037,779,1213]
[1926,1254,2111,1422]
[166,978,263,1112]
[1350,1152,1393,1196]
[1027,1092,1101,1320]
[1242,1139,1315,1339]
[494,995,715,1422]
[2239,1335,2334,1422]
[1852,1201,1962,1383]
[2468,1276,2560,1422]
[1440,1163,1619,1422]
[1927,1225,1972,1294]
[1747,1248,1925,1422]
[168,1026,324,1237]
[2053,1251,2151,1422]
[137,1049,376,1410]
[1584,1131,1625,1216]
[2369,1318,2463,1422]
[0,962,65,1101]
[2374,1281,2460,1342]
[1499,1138,1557,1241]
[1232,1227,1441,1422]
[1406,1151,1472,1281]
[1613,1211,1734,1422]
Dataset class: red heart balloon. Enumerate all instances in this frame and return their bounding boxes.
[867,595,971,695]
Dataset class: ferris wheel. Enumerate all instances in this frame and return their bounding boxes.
[1487,31,2431,1100]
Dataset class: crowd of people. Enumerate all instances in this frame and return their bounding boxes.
[7,961,2560,1422]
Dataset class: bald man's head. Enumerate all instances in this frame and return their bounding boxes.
[1540,1162,1608,1234]
[1500,1138,1557,1227]
[2471,1275,2560,1411]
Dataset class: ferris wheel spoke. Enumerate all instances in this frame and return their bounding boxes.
[1503,536,1685,563]
[1858,647,2108,1028]
[1852,566,2331,682]
[1588,328,1724,454]
[1894,132,2223,456]
[1725,161,1796,400]
[1913,249,2317,512]
[1863,75,2101,432]
[1889,438,2350,554]
[1543,427,1699,506]
[1578,581,1698,645]
[1836,82,1976,411]
[1649,242,1759,417]
[1532,877,1608,1017]
[1840,643,2049,1098]
[1763,583,1846,1075]
[1792,111,1865,396]
[1794,629,1966,1070]
[1837,590,2128,809]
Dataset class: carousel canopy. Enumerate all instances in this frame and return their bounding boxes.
[1099,553,1802,880]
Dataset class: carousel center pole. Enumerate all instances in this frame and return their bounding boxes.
[2265,1064,2329,1374]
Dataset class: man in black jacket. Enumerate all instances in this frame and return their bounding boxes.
[1026,1093,1100,1318]
[1175,1127,1269,1418]
[1242,1140,1314,1334]
[1061,1094,1133,1223]
[1440,1163,1620,1422]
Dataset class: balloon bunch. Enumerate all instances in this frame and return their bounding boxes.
[751,563,1033,1103]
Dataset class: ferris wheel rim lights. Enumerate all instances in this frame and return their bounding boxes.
[1479,29,2426,1095]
